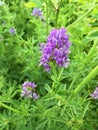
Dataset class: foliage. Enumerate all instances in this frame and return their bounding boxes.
[0,0,98,130]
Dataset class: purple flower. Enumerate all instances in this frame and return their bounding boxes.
[31,8,45,21]
[9,28,16,34]
[21,81,39,99]
[33,92,39,99]
[23,82,36,88]
[90,87,98,99]
[40,28,71,72]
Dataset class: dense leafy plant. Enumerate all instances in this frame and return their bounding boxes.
[0,0,98,130]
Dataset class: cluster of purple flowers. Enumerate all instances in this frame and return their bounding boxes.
[90,87,98,99]
[31,8,44,22]
[21,81,39,99]
[40,28,71,72]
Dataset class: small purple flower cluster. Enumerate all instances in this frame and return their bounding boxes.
[9,27,16,34]
[90,87,98,99]
[21,81,39,99]
[31,8,44,21]
[40,28,71,72]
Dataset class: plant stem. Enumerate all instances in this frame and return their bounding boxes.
[84,40,98,63]
[58,67,64,81]
[73,40,98,95]
[82,101,90,118]
[67,2,98,29]
[68,65,98,100]
[0,102,21,114]
[52,67,64,89]
[55,0,62,28]
[74,65,98,96]
[68,40,98,93]
[67,75,78,92]
[46,1,49,35]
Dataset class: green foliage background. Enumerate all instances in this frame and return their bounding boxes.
[0,0,98,130]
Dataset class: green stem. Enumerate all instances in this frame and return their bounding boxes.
[68,40,97,93]
[67,75,78,92]
[58,68,64,81]
[46,1,49,35]
[52,65,57,89]
[52,67,64,89]
[74,65,98,96]
[84,40,98,63]
[82,101,90,118]
[67,2,98,29]
[55,0,62,28]
[0,102,21,114]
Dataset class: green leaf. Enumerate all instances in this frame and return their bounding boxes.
[87,28,98,39]
[57,84,67,94]
[36,120,48,130]
[88,31,98,38]
[45,84,52,93]
[24,2,36,8]
[51,75,56,82]
[32,0,44,7]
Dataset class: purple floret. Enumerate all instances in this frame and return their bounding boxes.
[33,92,39,99]
[21,81,39,99]
[9,27,16,34]
[90,87,98,99]
[23,82,36,88]
[31,8,44,21]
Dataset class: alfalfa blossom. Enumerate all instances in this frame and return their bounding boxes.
[40,28,71,72]
[31,8,44,22]
[21,81,39,99]
[33,92,39,99]
[9,27,16,34]
[90,87,98,99]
